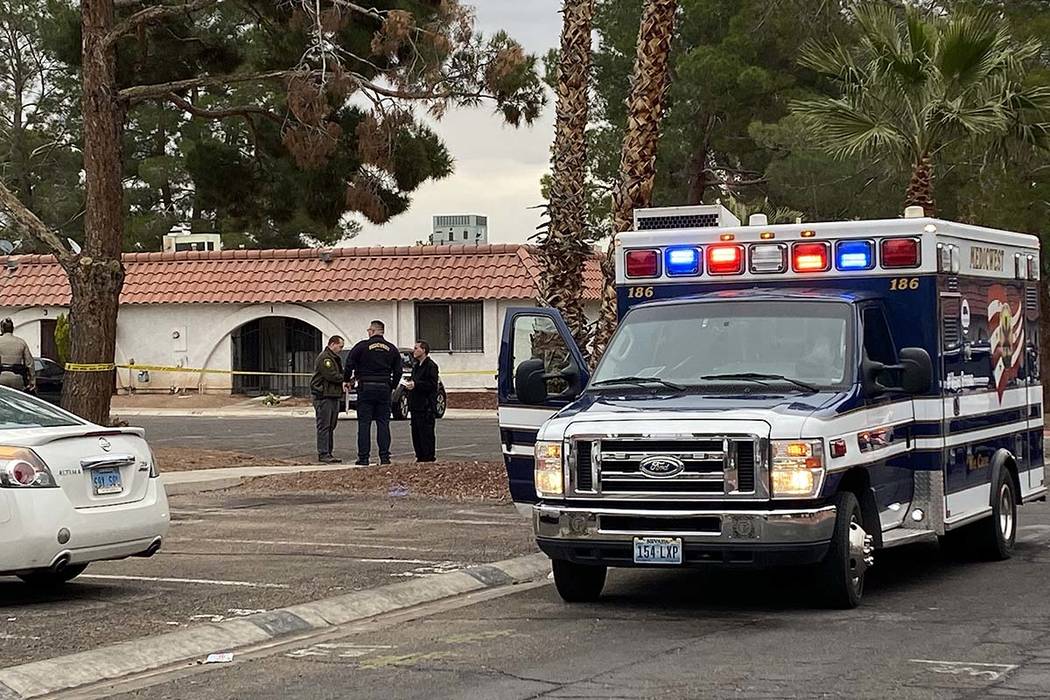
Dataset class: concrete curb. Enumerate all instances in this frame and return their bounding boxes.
[161,464,356,496]
[0,553,551,699]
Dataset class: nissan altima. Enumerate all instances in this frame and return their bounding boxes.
[0,387,169,586]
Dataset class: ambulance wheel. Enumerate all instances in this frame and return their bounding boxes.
[976,469,1017,561]
[817,492,873,609]
[551,559,606,603]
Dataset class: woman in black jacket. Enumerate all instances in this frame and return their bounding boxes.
[405,340,440,462]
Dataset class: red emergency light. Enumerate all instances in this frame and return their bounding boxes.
[792,242,830,272]
[881,238,921,268]
[707,245,744,275]
[625,249,660,278]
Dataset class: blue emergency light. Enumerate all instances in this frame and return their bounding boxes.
[665,246,701,276]
[835,240,875,271]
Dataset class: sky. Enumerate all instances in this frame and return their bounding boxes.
[351,1,563,247]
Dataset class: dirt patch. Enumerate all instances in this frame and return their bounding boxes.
[447,392,497,410]
[154,447,308,472]
[237,460,510,501]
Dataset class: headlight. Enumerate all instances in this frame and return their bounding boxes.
[0,447,57,488]
[534,440,564,498]
[770,440,824,498]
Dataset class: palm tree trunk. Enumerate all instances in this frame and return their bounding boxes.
[592,0,678,362]
[905,151,936,217]
[537,0,594,353]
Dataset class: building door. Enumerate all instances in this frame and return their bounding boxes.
[40,319,58,362]
[231,318,322,397]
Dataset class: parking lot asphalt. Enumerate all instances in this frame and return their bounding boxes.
[110,501,1050,700]
[127,416,503,463]
[0,490,532,668]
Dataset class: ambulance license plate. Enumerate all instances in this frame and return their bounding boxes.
[633,537,682,565]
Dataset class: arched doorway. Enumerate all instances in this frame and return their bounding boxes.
[231,317,322,397]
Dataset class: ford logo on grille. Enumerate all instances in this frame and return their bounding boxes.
[638,455,685,479]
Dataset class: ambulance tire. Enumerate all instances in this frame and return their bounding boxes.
[976,468,1017,561]
[817,492,870,609]
[551,558,607,603]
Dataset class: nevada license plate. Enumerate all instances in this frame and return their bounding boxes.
[91,467,123,495]
[633,537,683,565]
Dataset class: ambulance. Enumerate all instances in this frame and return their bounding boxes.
[497,205,1045,608]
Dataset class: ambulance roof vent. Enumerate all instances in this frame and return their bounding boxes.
[634,205,741,231]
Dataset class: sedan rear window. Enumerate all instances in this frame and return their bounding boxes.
[0,388,81,428]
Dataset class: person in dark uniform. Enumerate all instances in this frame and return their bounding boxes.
[344,320,401,466]
[406,340,439,462]
[310,335,345,463]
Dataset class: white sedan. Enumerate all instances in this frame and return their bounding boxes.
[0,387,169,586]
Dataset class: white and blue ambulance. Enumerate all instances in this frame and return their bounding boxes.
[497,204,1045,608]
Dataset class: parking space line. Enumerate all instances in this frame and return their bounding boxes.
[169,537,425,552]
[80,574,290,589]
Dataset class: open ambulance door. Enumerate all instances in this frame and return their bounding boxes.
[497,309,590,506]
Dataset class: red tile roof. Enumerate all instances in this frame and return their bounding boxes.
[0,244,603,307]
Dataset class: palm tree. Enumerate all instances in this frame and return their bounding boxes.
[791,3,1050,217]
[592,0,678,362]
[537,0,595,352]
[723,195,803,227]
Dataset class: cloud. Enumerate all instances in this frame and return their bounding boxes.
[350,1,562,248]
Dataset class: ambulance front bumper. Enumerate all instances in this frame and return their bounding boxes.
[534,503,837,567]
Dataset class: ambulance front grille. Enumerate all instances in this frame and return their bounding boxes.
[571,437,761,498]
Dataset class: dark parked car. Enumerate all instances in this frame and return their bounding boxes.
[32,357,64,405]
[339,349,447,421]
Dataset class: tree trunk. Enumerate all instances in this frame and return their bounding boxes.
[67,0,126,424]
[592,0,678,362]
[537,0,594,353]
[905,151,936,217]
[685,114,714,206]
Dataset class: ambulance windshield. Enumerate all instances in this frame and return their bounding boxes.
[592,300,854,392]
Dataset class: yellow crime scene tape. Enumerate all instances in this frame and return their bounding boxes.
[65,362,493,377]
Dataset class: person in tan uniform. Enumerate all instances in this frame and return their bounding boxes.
[0,319,34,391]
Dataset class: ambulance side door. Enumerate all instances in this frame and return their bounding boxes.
[860,302,920,529]
[497,309,590,505]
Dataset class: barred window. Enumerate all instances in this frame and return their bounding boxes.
[415,302,484,353]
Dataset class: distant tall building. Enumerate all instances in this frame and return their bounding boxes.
[163,224,223,253]
[431,215,488,245]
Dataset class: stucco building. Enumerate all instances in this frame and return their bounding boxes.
[0,244,600,395]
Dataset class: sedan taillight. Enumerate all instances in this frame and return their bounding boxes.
[0,447,57,488]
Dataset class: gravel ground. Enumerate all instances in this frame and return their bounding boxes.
[237,460,510,500]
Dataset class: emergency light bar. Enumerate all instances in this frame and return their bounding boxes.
[707,245,744,275]
[623,233,932,280]
[880,238,921,268]
[792,242,830,272]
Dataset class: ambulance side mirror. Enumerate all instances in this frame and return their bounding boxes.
[515,358,549,405]
[863,348,932,396]
[897,348,933,394]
